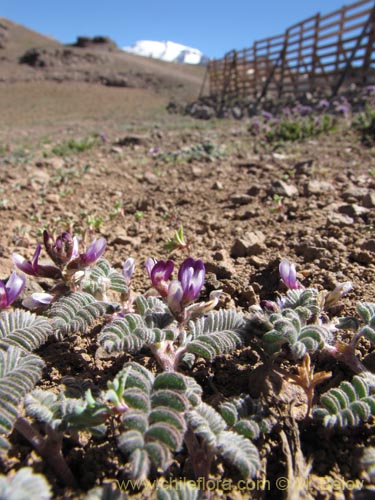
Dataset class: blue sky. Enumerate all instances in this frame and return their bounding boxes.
[2,0,351,59]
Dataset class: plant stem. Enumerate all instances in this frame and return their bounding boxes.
[15,417,78,488]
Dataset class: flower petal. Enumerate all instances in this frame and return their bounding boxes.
[5,271,26,306]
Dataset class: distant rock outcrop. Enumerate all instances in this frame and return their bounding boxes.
[71,36,118,51]
[19,47,106,67]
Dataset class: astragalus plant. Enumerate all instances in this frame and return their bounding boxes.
[2,232,375,497]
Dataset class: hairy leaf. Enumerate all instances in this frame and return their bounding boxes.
[0,347,44,453]
[0,310,52,352]
[49,292,112,338]
[314,374,375,427]
[0,467,52,500]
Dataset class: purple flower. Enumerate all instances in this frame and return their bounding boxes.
[167,258,205,319]
[44,231,78,267]
[167,280,184,316]
[318,99,330,110]
[12,244,62,279]
[23,292,55,310]
[122,258,135,285]
[79,238,106,265]
[178,258,205,305]
[146,258,174,297]
[0,271,26,309]
[67,237,106,272]
[261,111,273,122]
[250,118,261,134]
[279,259,303,290]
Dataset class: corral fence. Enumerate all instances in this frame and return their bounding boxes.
[207,0,375,106]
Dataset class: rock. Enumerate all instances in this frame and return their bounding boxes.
[270,180,298,198]
[143,172,158,185]
[294,159,314,176]
[305,180,333,195]
[115,135,148,147]
[350,250,374,265]
[191,166,202,177]
[229,194,252,205]
[363,191,375,208]
[110,231,141,248]
[338,204,369,218]
[36,157,65,169]
[342,186,369,201]
[326,213,354,226]
[361,239,375,252]
[212,181,223,190]
[230,231,266,258]
[295,243,329,261]
[231,106,243,120]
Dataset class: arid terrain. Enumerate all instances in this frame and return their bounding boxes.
[1,17,375,500]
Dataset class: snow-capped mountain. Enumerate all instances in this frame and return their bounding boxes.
[122,40,209,65]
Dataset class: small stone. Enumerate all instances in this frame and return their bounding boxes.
[230,231,266,258]
[338,204,369,218]
[270,179,298,198]
[350,250,374,265]
[326,213,354,226]
[342,186,368,201]
[229,194,252,205]
[111,231,141,248]
[305,180,333,195]
[191,166,202,177]
[143,172,158,184]
[111,146,123,155]
[363,191,375,208]
[361,239,375,252]
[294,159,314,176]
[212,181,223,190]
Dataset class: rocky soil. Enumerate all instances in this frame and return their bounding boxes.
[0,104,375,499]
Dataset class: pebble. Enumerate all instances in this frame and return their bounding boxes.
[270,179,298,198]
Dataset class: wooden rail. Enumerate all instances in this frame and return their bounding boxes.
[208,0,375,104]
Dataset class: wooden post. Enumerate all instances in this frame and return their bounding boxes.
[332,5,375,96]
[363,4,375,82]
[310,13,321,92]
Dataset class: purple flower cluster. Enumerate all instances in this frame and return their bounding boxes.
[13,230,106,279]
[146,257,205,319]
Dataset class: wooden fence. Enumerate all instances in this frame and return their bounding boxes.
[208,0,375,104]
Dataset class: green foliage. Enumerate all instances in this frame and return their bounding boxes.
[219,395,275,438]
[52,136,97,156]
[82,259,128,296]
[0,309,52,352]
[280,288,321,316]
[313,374,375,428]
[0,347,45,453]
[48,292,115,339]
[261,307,330,359]
[184,309,244,361]
[98,314,176,354]
[352,107,375,146]
[116,363,188,480]
[265,115,335,143]
[356,302,375,343]
[99,305,243,369]
[0,467,52,500]
[186,402,260,478]
[24,388,109,436]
